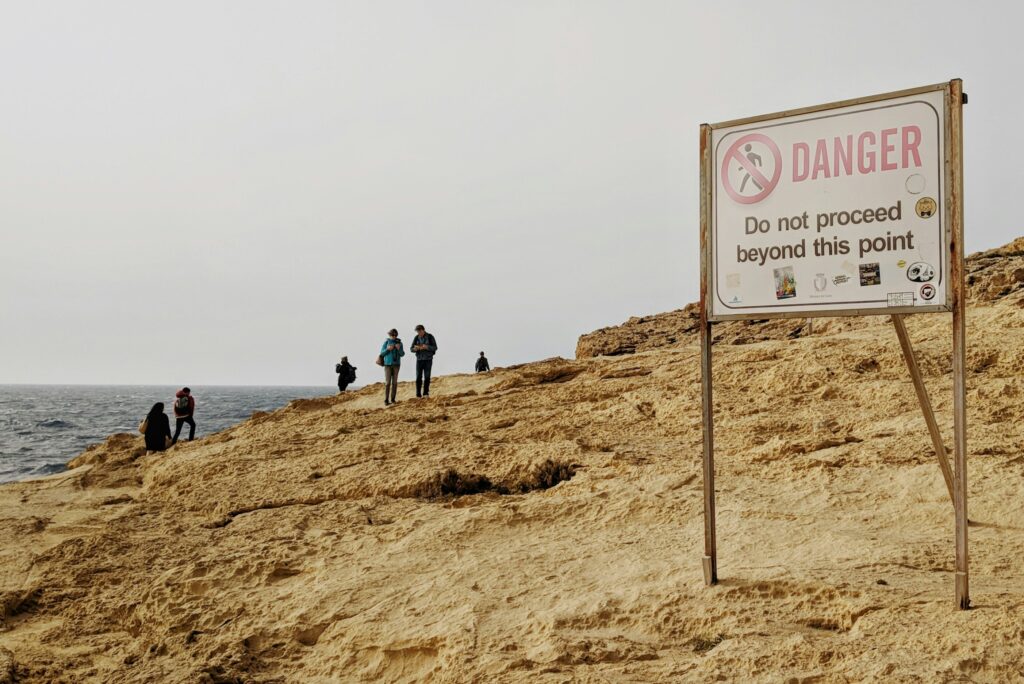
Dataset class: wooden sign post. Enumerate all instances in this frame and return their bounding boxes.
[699,80,968,608]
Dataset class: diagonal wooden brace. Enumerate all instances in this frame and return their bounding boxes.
[891,314,955,506]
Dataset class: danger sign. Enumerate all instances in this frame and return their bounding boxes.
[703,83,953,320]
[697,79,970,611]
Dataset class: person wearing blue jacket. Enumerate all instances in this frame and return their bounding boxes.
[380,328,405,405]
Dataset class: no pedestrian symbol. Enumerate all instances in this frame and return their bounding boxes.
[721,133,782,204]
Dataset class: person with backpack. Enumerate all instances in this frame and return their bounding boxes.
[475,351,490,373]
[411,324,438,398]
[139,402,172,453]
[172,387,196,444]
[336,356,356,393]
[379,329,404,405]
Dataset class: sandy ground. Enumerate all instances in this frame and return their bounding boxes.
[2,246,1024,682]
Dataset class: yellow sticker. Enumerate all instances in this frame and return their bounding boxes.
[915,197,937,219]
[897,259,907,268]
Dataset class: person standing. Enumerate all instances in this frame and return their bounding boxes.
[140,402,172,453]
[336,356,356,393]
[380,329,404,405]
[411,324,438,398]
[172,387,196,444]
[475,351,490,373]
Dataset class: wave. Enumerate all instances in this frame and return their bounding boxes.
[36,419,77,429]
[30,462,67,476]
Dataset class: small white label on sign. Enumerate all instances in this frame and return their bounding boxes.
[887,292,915,307]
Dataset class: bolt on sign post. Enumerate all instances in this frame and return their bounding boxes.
[699,80,968,608]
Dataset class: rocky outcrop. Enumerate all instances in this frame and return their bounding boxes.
[966,236,1024,302]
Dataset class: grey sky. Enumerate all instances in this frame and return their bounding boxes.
[1,1,1019,386]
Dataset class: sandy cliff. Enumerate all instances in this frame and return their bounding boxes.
[2,240,1024,682]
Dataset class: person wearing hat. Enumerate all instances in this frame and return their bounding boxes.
[410,324,438,398]
[379,329,404,405]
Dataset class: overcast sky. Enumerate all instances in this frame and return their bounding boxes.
[1,1,1019,386]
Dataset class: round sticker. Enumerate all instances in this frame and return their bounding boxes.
[915,197,937,219]
[907,262,935,283]
[905,173,926,194]
[920,283,936,300]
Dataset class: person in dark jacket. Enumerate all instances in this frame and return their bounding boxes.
[336,356,356,393]
[142,402,172,453]
[380,329,404,405]
[411,324,437,398]
[475,351,490,373]
[172,387,196,444]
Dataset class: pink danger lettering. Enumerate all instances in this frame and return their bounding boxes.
[792,125,922,182]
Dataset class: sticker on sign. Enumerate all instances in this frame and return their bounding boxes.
[704,84,952,320]
[887,292,915,307]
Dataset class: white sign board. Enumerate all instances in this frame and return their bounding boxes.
[706,85,951,320]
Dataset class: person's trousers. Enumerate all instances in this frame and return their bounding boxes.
[384,365,400,403]
[416,359,433,396]
[338,381,349,393]
[173,416,196,442]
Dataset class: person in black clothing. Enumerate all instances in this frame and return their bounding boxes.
[142,402,172,453]
[336,356,356,392]
[411,324,438,398]
[475,351,490,373]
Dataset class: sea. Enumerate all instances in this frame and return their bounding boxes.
[0,385,333,484]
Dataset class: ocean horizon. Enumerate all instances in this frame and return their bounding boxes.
[0,384,336,483]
